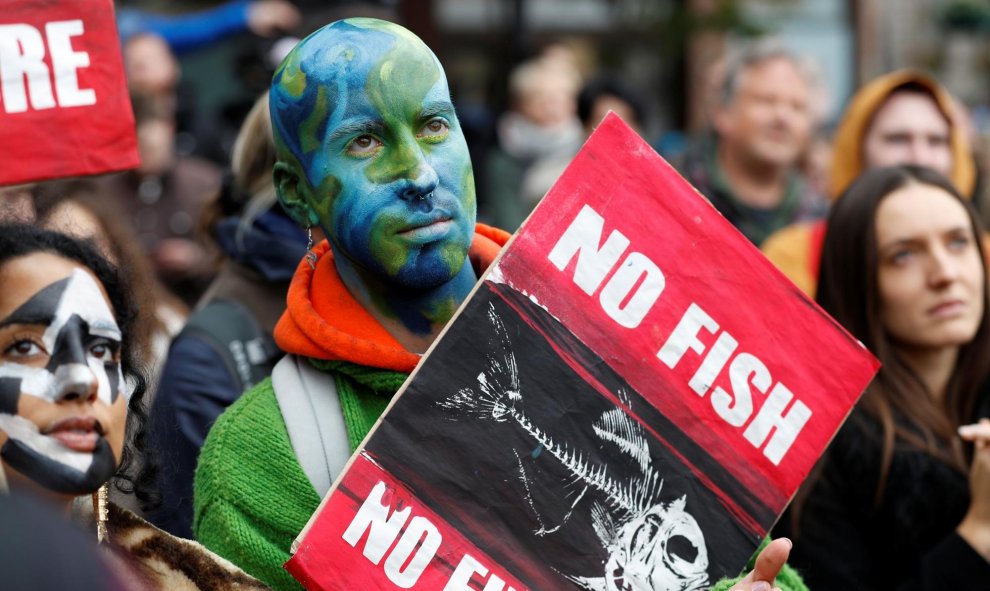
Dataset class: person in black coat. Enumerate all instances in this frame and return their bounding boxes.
[774,165,990,589]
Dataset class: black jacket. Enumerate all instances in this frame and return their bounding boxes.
[774,399,990,590]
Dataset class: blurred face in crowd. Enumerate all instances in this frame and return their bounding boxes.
[0,254,127,497]
[863,91,953,178]
[875,183,984,352]
[714,56,813,169]
[123,34,179,96]
[136,117,176,175]
[271,19,476,292]
[517,68,579,129]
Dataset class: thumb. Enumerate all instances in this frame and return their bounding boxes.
[751,537,792,583]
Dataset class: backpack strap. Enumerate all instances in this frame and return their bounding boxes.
[176,298,281,392]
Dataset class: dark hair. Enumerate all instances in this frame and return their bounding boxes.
[577,75,647,128]
[0,223,159,510]
[719,39,816,106]
[816,165,990,502]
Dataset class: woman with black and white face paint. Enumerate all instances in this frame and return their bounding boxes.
[0,230,132,502]
[0,224,269,590]
[0,255,127,495]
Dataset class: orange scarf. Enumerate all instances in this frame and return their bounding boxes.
[274,223,510,372]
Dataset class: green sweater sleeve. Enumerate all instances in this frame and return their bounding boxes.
[193,377,322,591]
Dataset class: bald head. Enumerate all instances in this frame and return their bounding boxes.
[268,18,477,290]
[271,19,445,184]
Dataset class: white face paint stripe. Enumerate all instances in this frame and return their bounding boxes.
[0,363,59,401]
[88,357,114,406]
[0,413,94,474]
[0,361,116,407]
[40,270,119,353]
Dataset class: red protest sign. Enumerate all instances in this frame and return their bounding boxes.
[286,114,880,590]
[0,0,138,186]
[288,453,529,591]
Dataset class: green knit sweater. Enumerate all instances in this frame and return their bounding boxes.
[194,368,807,591]
[193,375,318,591]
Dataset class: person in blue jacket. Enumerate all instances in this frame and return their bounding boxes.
[117,0,300,55]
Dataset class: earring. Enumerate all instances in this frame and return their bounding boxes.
[305,225,318,270]
[93,484,109,543]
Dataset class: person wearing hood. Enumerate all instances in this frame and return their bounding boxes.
[148,93,306,539]
[191,18,802,591]
[761,70,977,296]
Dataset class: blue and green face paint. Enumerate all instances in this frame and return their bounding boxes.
[271,18,477,293]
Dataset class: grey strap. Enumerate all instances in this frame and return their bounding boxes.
[272,355,351,497]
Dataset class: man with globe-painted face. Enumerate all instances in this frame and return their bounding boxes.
[193,18,797,591]
[192,18,509,591]
[269,17,484,351]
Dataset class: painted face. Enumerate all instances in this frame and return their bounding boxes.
[864,91,953,179]
[272,19,476,290]
[876,183,984,351]
[0,253,126,496]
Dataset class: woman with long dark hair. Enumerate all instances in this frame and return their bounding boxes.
[776,165,990,589]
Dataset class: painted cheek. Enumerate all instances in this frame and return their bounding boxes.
[86,356,118,405]
[460,163,477,215]
[368,212,415,276]
[332,186,372,248]
[0,372,20,414]
[0,364,59,403]
[306,173,343,235]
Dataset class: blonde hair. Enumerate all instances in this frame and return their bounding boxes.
[232,93,279,228]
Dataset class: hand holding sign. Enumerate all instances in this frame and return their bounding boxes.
[727,538,792,591]
[958,419,990,560]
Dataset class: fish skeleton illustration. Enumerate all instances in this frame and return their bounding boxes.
[439,303,709,591]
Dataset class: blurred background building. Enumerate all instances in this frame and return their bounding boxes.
[113,0,990,226]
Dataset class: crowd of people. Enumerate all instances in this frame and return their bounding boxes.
[0,4,989,591]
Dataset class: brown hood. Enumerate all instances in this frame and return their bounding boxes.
[829,69,975,199]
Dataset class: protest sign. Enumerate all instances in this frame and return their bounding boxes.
[285,114,880,590]
[0,0,138,186]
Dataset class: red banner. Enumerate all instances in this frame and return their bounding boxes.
[0,0,138,186]
[288,114,880,590]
